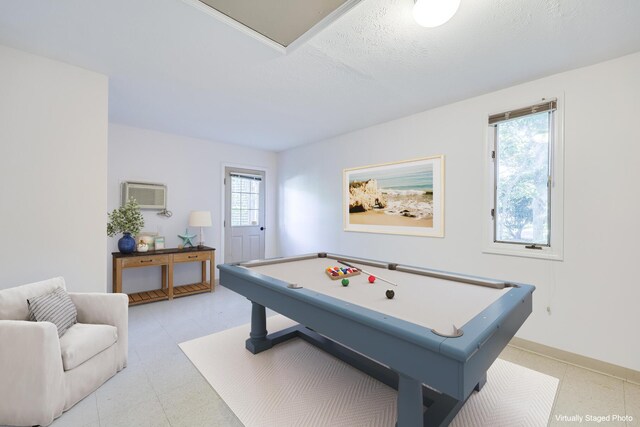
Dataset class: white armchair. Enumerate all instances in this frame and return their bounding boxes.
[0,277,128,427]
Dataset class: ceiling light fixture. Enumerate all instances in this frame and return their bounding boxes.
[412,0,461,28]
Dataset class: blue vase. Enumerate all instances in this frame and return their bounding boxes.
[118,232,136,254]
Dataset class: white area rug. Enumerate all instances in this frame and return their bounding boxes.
[180,316,558,427]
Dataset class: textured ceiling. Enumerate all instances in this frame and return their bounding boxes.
[1,0,640,151]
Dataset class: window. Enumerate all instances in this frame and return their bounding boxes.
[230,173,262,227]
[484,98,563,260]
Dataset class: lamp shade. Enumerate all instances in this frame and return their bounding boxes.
[413,0,460,28]
[189,211,212,227]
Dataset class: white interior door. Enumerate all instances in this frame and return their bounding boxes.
[224,167,266,263]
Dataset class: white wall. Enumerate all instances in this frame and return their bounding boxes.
[277,52,640,371]
[108,124,277,293]
[0,45,108,292]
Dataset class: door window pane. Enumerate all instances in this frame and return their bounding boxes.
[249,209,259,224]
[240,193,250,209]
[230,175,262,226]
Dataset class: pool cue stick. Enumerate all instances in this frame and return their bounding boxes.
[337,260,398,287]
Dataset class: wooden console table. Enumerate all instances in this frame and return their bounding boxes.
[112,246,215,306]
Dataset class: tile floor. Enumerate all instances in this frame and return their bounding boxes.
[16,286,640,426]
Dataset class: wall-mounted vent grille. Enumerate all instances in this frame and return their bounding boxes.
[121,182,167,210]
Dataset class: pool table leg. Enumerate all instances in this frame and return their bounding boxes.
[397,374,424,427]
[246,302,273,354]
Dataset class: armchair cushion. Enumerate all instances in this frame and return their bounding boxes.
[0,277,66,320]
[59,323,118,371]
[28,287,77,337]
[69,292,128,371]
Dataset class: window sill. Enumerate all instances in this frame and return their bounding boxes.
[482,244,563,261]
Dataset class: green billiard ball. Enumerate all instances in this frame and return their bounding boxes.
[341,278,349,286]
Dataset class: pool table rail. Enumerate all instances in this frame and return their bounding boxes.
[439,282,533,361]
[242,252,518,290]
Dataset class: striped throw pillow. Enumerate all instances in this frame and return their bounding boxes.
[27,287,77,337]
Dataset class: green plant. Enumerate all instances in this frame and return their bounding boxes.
[107,198,145,237]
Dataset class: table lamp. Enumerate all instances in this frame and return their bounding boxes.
[189,211,212,248]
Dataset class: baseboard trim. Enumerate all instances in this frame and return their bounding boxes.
[509,337,640,385]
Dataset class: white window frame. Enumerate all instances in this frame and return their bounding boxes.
[482,96,564,261]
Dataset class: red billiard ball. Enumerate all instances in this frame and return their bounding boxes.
[368,275,376,284]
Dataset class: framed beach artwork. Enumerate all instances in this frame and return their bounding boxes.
[343,156,444,237]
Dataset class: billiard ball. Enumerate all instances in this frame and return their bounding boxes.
[341,278,349,287]
[368,275,376,284]
[385,289,395,299]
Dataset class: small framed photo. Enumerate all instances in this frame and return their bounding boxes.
[154,236,165,250]
[137,232,158,250]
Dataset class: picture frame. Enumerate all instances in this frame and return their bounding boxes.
[154,236,165,250]
[137,232,158,250]
[343,156,444,237]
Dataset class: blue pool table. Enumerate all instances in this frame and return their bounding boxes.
[218,253,534,426]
